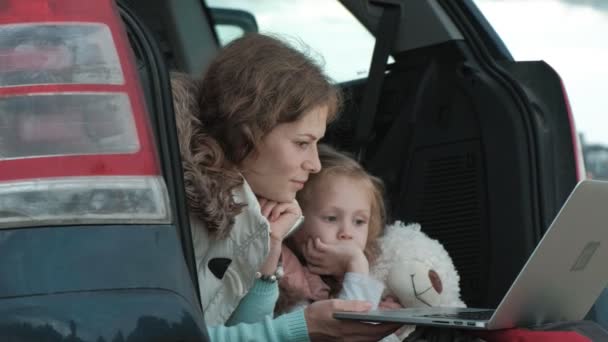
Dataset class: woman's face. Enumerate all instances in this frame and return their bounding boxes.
[240,105,328,202]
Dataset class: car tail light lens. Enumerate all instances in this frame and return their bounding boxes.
[1,93,138,159]
[0,0,171,228]
[0,176,169,229]
[560,80,586,181]
[0,24,124,87]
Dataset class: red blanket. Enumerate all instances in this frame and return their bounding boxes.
[473,328,590,342]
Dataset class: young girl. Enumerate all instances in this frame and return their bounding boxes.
[277,144,399,313]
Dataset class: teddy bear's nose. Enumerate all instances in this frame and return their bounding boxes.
[429,270,443,294]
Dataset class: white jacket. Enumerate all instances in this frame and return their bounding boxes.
[190,180,272,325]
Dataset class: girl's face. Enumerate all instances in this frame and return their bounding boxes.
[293,174,372,251]
[240,105,327,202]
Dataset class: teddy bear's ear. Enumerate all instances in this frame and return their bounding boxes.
[429,270,443,294]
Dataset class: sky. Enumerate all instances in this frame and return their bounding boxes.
[209,0,376,83]
[209,0,608,145]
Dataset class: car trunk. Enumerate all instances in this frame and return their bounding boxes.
[124,0,580,314]
[329,0,580,308]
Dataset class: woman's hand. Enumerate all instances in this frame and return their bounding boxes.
[256,197,302,276]
[258,197,302,244]
[304,299,401,341]
[302,238,369,275]
[379,295,404,310]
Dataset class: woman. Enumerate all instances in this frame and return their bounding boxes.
[172,34,399,341]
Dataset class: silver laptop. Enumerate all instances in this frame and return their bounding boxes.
[334,179,608,330]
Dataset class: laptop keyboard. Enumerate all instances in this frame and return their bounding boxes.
[422,310,494,321]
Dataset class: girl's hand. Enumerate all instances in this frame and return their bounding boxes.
[302,237,369,275]
[258,197,302,244]
[304,299,401,341]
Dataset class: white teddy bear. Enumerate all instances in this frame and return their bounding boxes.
[371,221,466,308]
[371,221,466,340]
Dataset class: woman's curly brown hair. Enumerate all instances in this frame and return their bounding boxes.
[173,34,341,238]
[171,72,245,238]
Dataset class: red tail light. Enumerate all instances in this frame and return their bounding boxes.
[0,0,171,228]
[560,79,586,182]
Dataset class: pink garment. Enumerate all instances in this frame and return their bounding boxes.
[280,245,398,309]
[280,245,330,301]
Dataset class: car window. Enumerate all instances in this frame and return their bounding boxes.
[473,0,608,180]
[204,0,376,83]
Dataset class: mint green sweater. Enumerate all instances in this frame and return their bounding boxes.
[206,279,310,341]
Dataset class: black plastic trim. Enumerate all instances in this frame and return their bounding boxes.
[460,0,514,61]
[117,1,200,304]
[438,0,543,242]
